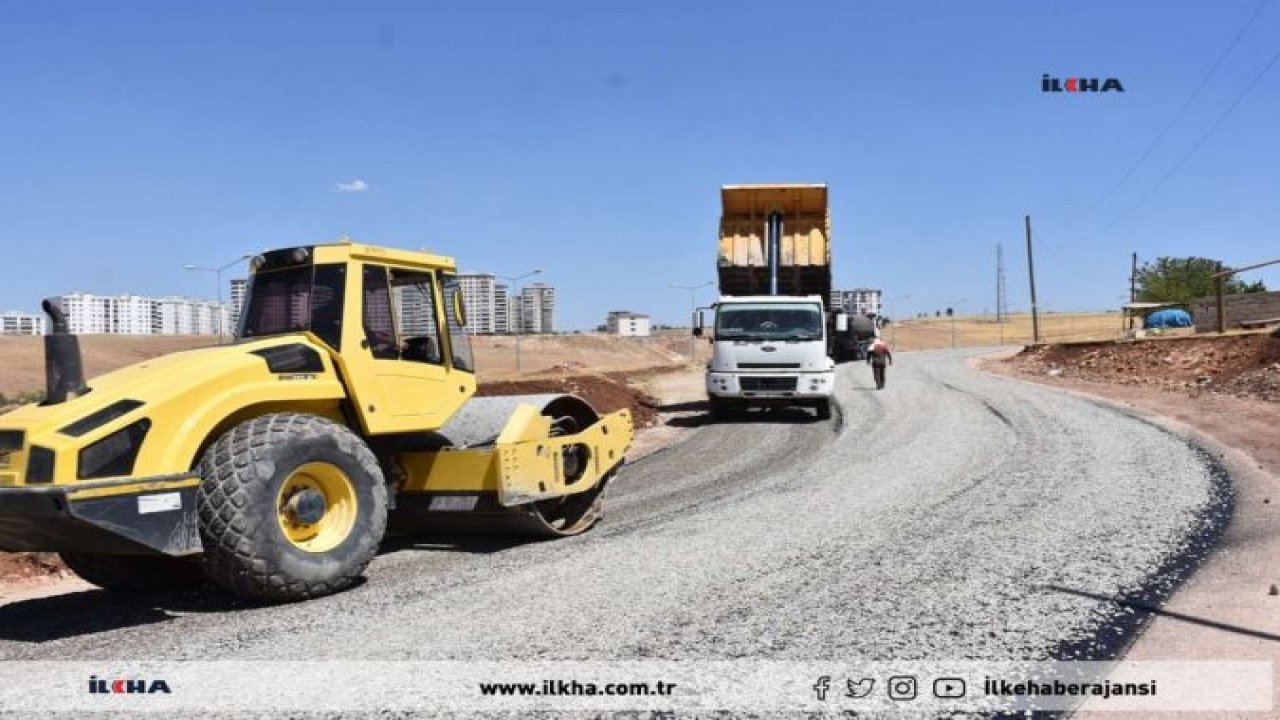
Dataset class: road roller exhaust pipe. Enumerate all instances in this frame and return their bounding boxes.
[41,297,88,404]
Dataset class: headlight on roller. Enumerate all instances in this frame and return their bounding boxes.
[78,419,151,480]
[26,446,55,484]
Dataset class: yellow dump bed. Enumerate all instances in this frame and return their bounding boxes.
[717,184,831,298]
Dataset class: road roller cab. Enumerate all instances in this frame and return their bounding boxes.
[0,239,633,601]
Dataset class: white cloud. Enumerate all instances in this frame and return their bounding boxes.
[334,179,369,193]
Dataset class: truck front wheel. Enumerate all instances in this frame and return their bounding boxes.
[708,396,735,421]
[814,399,833,421]
[195,413,387,602]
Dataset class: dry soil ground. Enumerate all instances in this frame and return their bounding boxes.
[0,330,705,400]
[0,334,218,401]
[890,311,1124,351]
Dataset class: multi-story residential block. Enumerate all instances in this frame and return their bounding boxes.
[830,288,882,317]
[229,278,247,331]
[455,273,552,334]
[57,293,230,335]
[520,283,555,334]
[457,273,497,334]
[606,311,651,337]
[0,311,45,335]
[493,284,512,334]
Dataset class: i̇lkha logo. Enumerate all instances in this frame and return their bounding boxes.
[1042,74,1125,93]
[89,675,172,695]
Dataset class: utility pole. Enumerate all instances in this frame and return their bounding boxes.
[1025,215,1040,344]
[1128,252,1138,330]
[996,243,1008,324]
[1215,261,1226,334]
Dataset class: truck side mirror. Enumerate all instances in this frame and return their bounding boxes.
[692,308,704,337]
[835,313,849,332]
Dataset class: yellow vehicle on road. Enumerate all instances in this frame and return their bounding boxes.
[0,240,632,601]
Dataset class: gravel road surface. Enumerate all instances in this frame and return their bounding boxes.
[0,350,1226,670]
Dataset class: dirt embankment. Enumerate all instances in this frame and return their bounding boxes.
[477,372,663,428]
[0,553,65,591]
[0,334,219,401]
[1007,331,1280,402]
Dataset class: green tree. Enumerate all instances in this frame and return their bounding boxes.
[1135,257,1267,305]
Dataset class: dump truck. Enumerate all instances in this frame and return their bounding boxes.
[0,240,633,601]
[694,184,853,419]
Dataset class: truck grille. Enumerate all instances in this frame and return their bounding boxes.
[740,376,798,392]
[738,362,801,369]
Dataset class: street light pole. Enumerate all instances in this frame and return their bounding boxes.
[671,281,713,363]
[497,269,543,374]
[184,254,251,343]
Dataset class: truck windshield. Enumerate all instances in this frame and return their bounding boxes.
[715,303,823,341]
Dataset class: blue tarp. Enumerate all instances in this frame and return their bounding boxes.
[1144,309,1193,329]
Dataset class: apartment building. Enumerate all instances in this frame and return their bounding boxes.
[229,278,248,331]
[456,273,549,334]
[157,297,226,335]
[520,283,555,334]
[457,273,498,334]
[830,288,882,317]
[493,284,513,334]
[58,293,230,335]
[0,311,44,335]
[605,311,651,337]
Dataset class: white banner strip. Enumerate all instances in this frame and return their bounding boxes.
[0,660,1269,713]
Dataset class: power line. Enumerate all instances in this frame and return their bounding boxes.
[1075,0,1270,223]
[1083,37,1280,243]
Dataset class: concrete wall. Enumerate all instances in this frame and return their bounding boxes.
[1191,290,1280,332]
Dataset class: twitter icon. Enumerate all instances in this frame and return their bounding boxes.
[846,678,875,699]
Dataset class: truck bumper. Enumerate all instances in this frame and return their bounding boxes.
[0,474,203,556]
[706,371,836,401]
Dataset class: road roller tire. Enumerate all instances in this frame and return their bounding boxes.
[195,413,387,602]
[60,552,206,594]
[527,471,611,537]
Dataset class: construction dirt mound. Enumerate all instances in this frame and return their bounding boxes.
[477,373,661,428]
[1009,332,1280,402]
[0,552,63,584]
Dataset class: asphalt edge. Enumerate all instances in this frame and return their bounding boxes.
[971,351,1259,718]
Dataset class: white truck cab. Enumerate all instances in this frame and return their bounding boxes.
[696,295,835,419]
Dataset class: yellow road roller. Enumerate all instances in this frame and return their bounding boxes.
[0,241,633,601]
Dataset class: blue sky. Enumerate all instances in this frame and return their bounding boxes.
[2,1,1278,329]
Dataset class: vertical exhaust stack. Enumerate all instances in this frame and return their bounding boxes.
[41,298,88,405]
[767,210,782,296]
